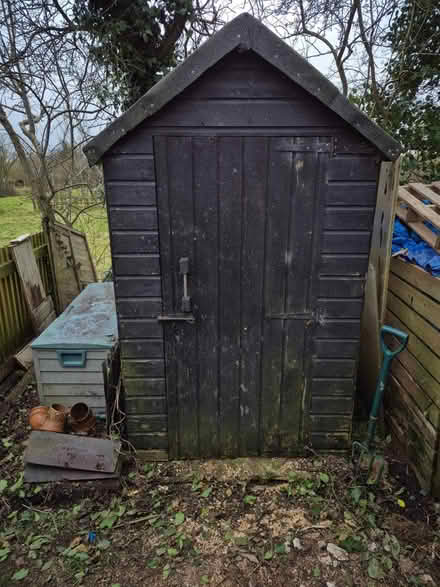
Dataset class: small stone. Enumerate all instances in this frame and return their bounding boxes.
[368,542,378,552]
[293,538,303,550]
[327,543,349,561]
[399,557,416,575]
[239,552,259,565]
[419,575,434,585]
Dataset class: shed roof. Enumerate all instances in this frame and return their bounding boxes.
[84,13,401,165]
[32,283,117,349]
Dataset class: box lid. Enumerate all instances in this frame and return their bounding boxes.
[32,283,118,349]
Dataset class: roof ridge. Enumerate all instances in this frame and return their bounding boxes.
[84,12,401,164]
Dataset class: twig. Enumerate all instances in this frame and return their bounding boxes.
[112,514,156,529]
[22,503,58,533]
[296,524,333,534]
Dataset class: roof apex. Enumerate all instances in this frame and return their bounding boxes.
[84,12,401,164]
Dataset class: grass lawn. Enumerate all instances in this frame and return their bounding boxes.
[0,195,110,279]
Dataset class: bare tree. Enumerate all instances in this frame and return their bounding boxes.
[0,0,108,225]
[242,0,399,105]
[0,133,15,194]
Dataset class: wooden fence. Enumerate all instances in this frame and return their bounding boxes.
[0,232,53,362]
[385,257,440,496]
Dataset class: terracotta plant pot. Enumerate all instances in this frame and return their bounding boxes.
[70,402,96,434]
[29,406,49,430]
[42,404,66,433]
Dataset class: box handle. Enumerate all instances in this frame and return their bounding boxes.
[56,350,87,368]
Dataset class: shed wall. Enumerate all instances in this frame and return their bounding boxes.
[104,139,167,451]
[104,50,381,455]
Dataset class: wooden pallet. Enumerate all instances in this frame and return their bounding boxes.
[396,182,440,251]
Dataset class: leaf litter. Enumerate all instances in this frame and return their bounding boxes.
[0,379,439,586]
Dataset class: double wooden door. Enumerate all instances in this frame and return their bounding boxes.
[155,135,329,457]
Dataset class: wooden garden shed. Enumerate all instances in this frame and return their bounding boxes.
[85,13,401,459]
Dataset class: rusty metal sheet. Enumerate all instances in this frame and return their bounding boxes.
[24,431,120,472]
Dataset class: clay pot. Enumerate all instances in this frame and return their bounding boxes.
[70,402,95,434]
[43,404,66,433]
[29,406,49,430]
[30,404,66,432]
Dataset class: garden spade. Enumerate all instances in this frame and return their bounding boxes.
[352,325,408,484]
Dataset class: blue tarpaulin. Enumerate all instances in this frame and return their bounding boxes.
[392,218,440,276]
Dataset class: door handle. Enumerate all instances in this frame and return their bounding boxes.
[179,257,191,312]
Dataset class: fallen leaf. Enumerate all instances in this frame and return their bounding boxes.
[12,569,29,582]
[69,536,81,548]
[264,551,273,560]
[201,487,212,498]
[240,552,259,564]
[368,557,384,580]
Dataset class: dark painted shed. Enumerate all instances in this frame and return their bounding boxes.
[85,13,401,459]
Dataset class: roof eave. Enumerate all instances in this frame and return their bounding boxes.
[84,13,401,166]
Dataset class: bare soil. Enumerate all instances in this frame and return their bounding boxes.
[0,375,439,587]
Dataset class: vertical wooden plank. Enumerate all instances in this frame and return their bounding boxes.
[378,158,400,323]
[358,158,398,414]
[10,236,56,335]
[218,137,242,456]
[261,319,283,453]
[280,320,305,452]
[264,145,291,316]
[287,149,317,313]
[7,272,21,349]
[280,146,318,451]
[193,136,218,457]
[155,136,178,458]
[1,269,14,352]
[303,148,330,445]
[240,137,268,455]
[167,136,199,458]
[261,140,291,453]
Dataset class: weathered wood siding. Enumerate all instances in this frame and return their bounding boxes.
[103,136,166,452]
[0,232,53,361]
[105,49,381,455]
[385,258,440,496]
[33,348,108,415]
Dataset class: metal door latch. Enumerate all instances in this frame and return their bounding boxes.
[179,257,191,312]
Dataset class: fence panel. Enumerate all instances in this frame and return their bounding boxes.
[0,231,54,361]
[385,257,440,497]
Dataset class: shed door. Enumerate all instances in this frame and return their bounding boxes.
[155,136,329,458]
